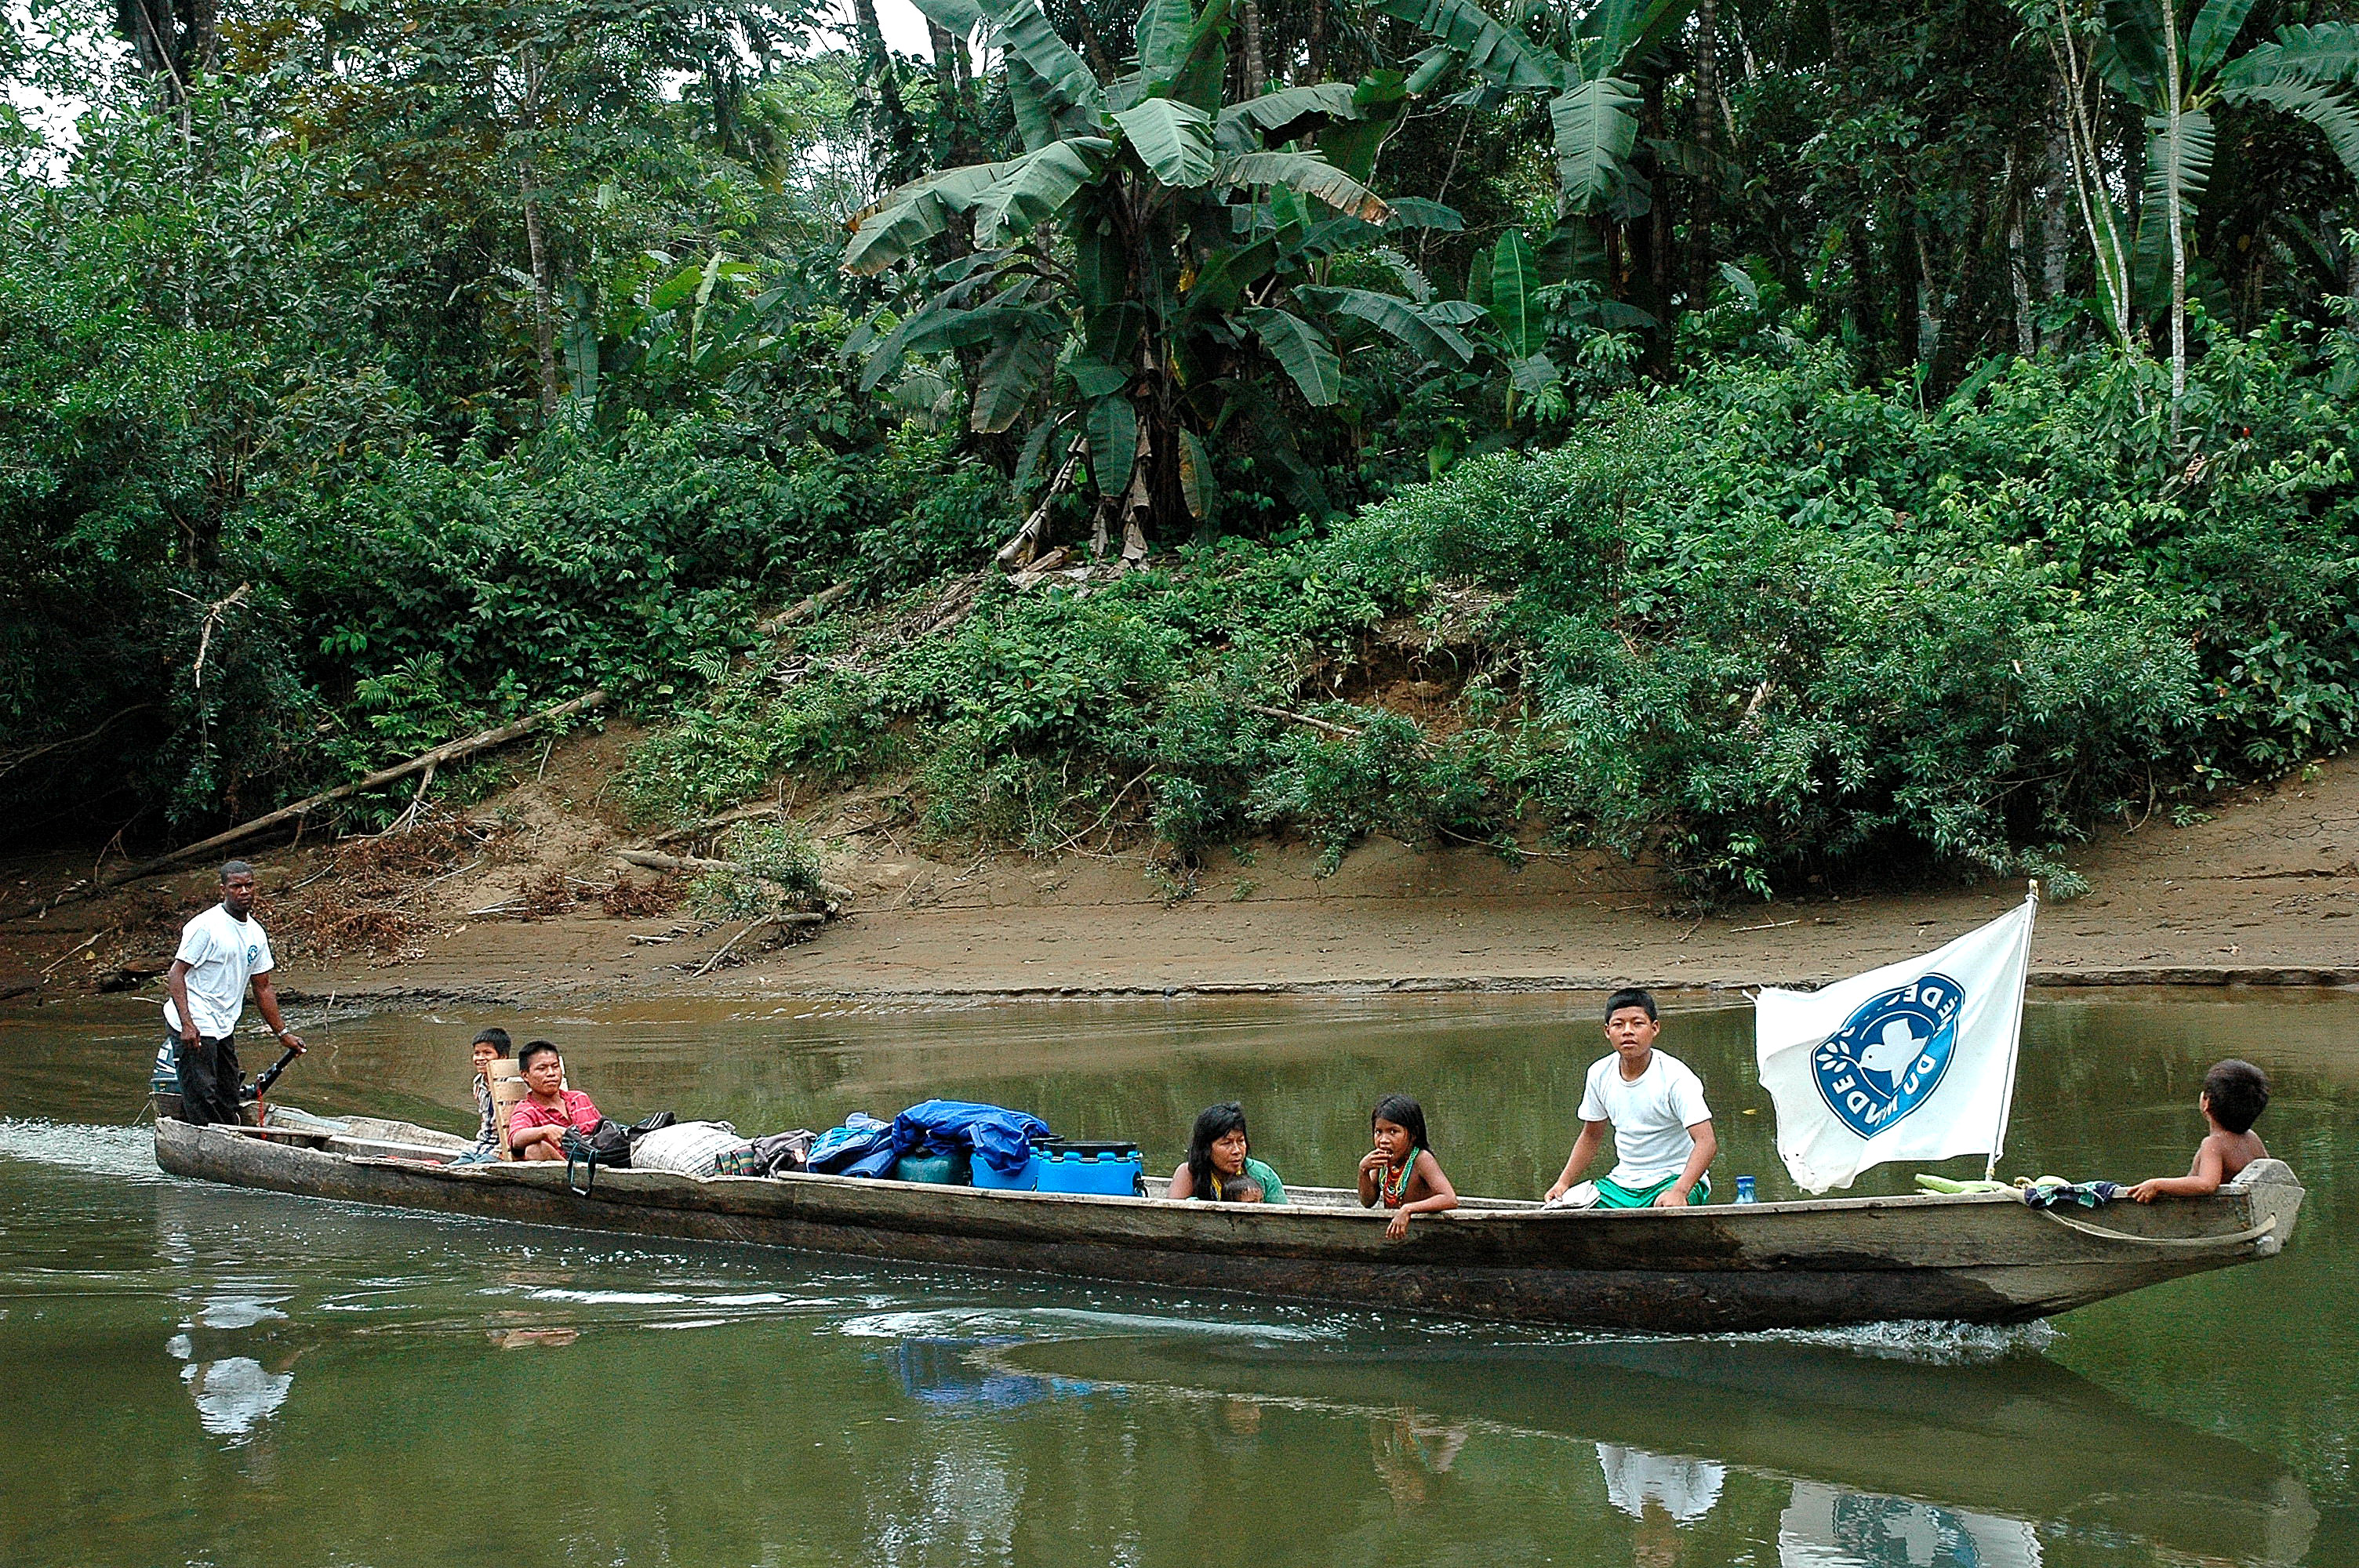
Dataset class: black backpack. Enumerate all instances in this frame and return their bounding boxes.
[561,1119,634,1194]
[561,1112,678,1195]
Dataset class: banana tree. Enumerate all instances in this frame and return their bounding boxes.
[2078,0,2359,430]
[1376,0,1697,219]
[841,0,1470,559]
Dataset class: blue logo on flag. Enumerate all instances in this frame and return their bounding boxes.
[1811,974,1964,1138]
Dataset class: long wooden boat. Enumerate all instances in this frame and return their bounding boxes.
[153,1112,2303,1334]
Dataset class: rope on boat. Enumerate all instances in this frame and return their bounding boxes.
[2037,1210,2277,1250]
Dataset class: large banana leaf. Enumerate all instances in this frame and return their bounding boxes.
[1575,0,1693,67]
[1382,197,1465,230]
[970,309,1066,433]
[1551,78,1640,213]
[1178,430,1216,518]
[1085,396,1141,496]
[1180,233,1281,315]
[2186,0,2259,81]
[1217,83,1359,151]
[2097,0,2169,107]
[1063,358,1132,398]
[1135,0,1196,82]
[1243,307,1343,404]
[971,139,1112,245]
[845,162,1016,274]
[1171,0,1237,112]
[1371,0,1561,89]
[1214,151,1389,221]
[908,0,988,33]
[2224,73,2359,180]
[1113,100,1217,186]
[1296,285,1476,364]
[1487,227,1544,359]
[983,0,1105,113]
[2218,24,2359,91]
[2140,107,2216,222]
[1006,58,1063,151]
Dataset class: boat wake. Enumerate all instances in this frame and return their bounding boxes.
[0,1119,172,1183]
[1739,1319,2057,1363]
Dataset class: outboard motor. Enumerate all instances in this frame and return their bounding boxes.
[148,1040,184,1123]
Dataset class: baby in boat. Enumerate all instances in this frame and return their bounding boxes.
[1358,1094,1457,1240]
[2127,1059,2269,1203]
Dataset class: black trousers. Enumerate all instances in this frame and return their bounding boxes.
[173,1033,243,1126]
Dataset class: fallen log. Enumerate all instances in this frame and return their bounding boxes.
[614,849,736,876]
[758,582,851,637]
[10,690,608,920]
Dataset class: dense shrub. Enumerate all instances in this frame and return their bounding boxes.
[630,334,2359,897]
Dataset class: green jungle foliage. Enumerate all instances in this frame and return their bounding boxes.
[631,332,2359,894]
[4,0,2357,895]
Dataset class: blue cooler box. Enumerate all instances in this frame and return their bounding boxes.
[971,1153,1041,1191]
[1036,1142,1143,1196]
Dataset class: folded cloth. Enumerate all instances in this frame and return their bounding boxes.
[750,1128,818,1175]
[1594,1174,1712,1208]
[2020,1178,2122,1210]
[1545,1181,1601,1210]
[630,1120,752,1178]
[806,1113,893,1174]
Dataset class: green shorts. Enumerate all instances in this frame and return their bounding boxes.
[1594,1174,1712,1208]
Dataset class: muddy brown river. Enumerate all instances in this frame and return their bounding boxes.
[2,989,2352,1566]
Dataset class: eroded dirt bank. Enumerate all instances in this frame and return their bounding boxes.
[4,734,2354,1009]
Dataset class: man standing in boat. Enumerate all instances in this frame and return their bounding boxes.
[164,861,304,1125]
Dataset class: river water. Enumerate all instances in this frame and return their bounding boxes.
[1,989,2352,1566]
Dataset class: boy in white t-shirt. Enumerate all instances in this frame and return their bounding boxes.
[163,860,305,1126]
[1545,988,1717,1209]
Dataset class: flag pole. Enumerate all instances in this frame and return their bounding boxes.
[1983,881,2039,1180]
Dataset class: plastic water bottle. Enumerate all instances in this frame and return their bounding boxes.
[1735,1175,1757,1204]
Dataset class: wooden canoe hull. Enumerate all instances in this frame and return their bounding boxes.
[153,1118,2303,1333]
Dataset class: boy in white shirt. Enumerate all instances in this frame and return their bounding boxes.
[1545,988,1717,1209]
[164,860,304,1126]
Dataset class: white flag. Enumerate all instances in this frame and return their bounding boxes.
[1754,894,2036,1193]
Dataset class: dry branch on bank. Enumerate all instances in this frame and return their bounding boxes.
[10,689,609,920]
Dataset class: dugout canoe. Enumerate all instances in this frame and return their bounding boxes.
[151,1112,2304,1334]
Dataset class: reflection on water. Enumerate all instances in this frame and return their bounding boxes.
[179,1352,296,1439]
[1600,1445,1725,1523]
[0,989,2354,1565]
[1781,1483,2039,1568]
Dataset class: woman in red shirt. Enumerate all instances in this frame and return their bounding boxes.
[506,1040,602,1160]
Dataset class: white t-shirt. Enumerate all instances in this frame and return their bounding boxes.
[163,904,274,1038]
[1578,1049,1712,1188]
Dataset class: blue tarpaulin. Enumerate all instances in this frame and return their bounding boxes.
[843,1100,1052,1180]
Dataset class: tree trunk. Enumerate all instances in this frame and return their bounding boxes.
[2161,0,2187,445]
[849,0,919,186]
[1689,0,1718,311]
[1241,0,1267,99]
[1642,75,1674,375]
[514,45,560,422]
[519,164,561,422]
[1309,0,1327,82]
[2010,196,2034,354]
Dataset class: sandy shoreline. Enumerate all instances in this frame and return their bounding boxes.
[8,744,2355,1013]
